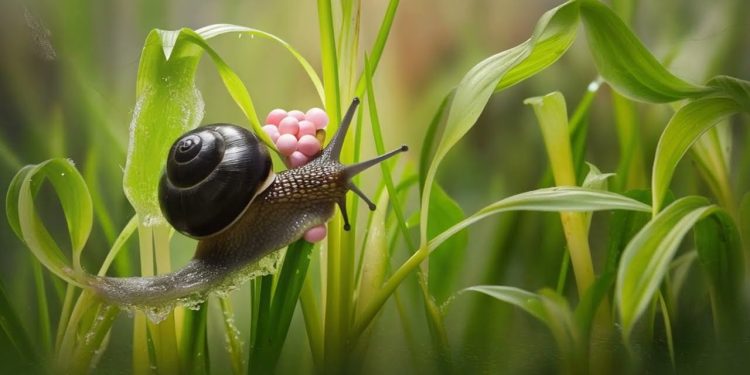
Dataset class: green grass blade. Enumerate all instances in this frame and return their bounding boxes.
[707,75,750,112]
[353,0,399,98]
[496,1,579,91]
[124,29,204,225]
[364,56,414,251]
[651,97,740,213]
[0,280,37,362]
[429,187,650,253]
[615,196,720,339]
[97,215,138,276]
[180,302,210,375]
[219,297,244,375]
[7,159,92,285]
[317,0,341,125]
[579,0,708,102]
[196,24,325,104]
[694,209,744,340]
[420,0,580,247]
[462,286,580,371]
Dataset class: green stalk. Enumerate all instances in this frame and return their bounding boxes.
[31,259,52,355]
[70,302,119,374]
[133,223,154,375]
[318,0,341,123]
[300,274,324,371]
[153,224,180,374]
[220,297,245,375]
[526,92,594,295]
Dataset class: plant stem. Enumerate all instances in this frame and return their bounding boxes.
[300,273,323,371]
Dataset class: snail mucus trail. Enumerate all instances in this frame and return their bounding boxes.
[90,98,407,309]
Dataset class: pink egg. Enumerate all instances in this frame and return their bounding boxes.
[305,107,329,129]
[276,134,298,156]
[262,125,280,143]
[288,110,306,121]
[288,151,310,168]
[278,116,300,135]
[297,135,321,156]
[265,109,287,126]
[298,120,316,137]
[304,225,327,243]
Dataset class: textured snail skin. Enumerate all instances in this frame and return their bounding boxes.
[90,98,407,307]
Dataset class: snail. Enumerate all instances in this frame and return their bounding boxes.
[90,98,407,307]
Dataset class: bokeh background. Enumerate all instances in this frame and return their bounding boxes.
[1,0,749,373]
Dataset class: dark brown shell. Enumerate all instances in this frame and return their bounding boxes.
[158,124,272,238]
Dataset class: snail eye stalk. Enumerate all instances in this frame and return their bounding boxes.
[322,97,408,231]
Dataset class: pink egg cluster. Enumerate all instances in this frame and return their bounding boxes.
[262,107,329,168]
[263,106,330,243]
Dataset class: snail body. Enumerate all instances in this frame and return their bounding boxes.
[91,98,407,307]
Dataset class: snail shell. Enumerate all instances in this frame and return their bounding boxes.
[158,124,275,238]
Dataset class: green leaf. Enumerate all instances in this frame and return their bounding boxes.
[707,75,750,112]
[180,302,210,375]
[694,209,744,340]
[427,184,467,303]
[356,191,390,318]
[496,0,579,91]
[249,240,314,373]
[123,29,205,225]
[579,0,708,102]
[463,286,579,371]
[195,24,325,104]
[420,0,580,246]
[429,187,651,253]
[651,98,740,213]
[615,196,720,338]
[8,159,92,284]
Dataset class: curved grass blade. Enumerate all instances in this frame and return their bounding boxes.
[420,0,581,247]
[353,186,650,338]
[694,209,744,341]
[651,97,740,213]
[195,24,325,104]
[430,187,650,253]
[7,159,92,285]
[579,0,708,102]
[427,184,467,303]
[462,286,580,372]
[615,196,723,339]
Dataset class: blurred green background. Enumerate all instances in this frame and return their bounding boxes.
[1,0,749,373]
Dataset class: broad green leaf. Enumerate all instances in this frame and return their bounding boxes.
[123,29,205,225]
[579,0,708,102]
[427,184,467,303]
[429,187,651,253]
[418,91,453,195]
[420,1,580,246]
[616,196,720,338]
[9,159,92,284]
[651,98,740,213]
[694,209,744,340]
